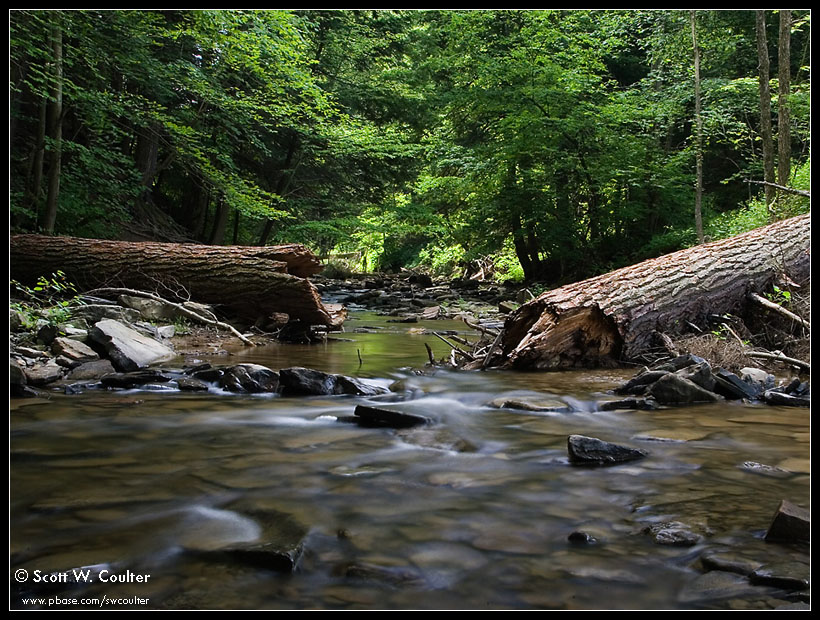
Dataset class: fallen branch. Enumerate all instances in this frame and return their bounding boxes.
[461,316,499,337]
[432,331,474,361]
[88,287,256,346]
[482,330,505,369]
[424,342,436,366]
[746,351,810,373]
[745,179,811,198]
[748,292,811,331]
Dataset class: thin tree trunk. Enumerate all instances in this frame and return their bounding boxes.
[232,208,240,245]
[209,197,230,245]
[490,214,810,370]
[756,10,776,209]
[690,10,704,244]
[41,22,63,234]
[28,97,47,212]
[777,9,792,187]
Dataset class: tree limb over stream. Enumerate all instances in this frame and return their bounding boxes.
[470,214,810,370]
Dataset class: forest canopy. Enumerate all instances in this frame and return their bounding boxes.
[9,9,811,286]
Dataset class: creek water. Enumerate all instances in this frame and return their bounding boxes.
[10,311,810,610]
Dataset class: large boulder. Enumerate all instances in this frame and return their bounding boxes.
[647,373,723,405]
[88,319,176,372]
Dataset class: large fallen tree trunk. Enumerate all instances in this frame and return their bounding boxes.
[10,235,343,327]
[487,214,810,370]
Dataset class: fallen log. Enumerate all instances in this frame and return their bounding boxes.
[10,235,342,327]
[487,214,810,370]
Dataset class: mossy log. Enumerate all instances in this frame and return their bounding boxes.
[488,214,810,370]
[10,235,342,327]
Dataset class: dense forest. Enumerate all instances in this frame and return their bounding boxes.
[9,9,811,286]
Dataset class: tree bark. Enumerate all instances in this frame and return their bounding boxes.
[10,235,339,327]
[491,214,810,370]
[756,10,776,209]
[777,10,792,187]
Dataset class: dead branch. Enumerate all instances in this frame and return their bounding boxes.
[745,179,811,198]
[745,351,810,373]
[88,287,256,346]
[748,292,811,331]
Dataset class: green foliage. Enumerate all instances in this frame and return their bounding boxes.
[10,271,83,329]
[9,10,810,287]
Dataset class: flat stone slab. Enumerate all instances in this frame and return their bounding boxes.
[88,319,176,371]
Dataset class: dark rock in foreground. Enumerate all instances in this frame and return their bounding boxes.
[353,405,431,429]
[749,562,810,590]
[765,499,810,544]
[219,363,279,393]
[567,434,648,466]
[101,369,174,389]
[648,373,723,405]
[279,366,386,397]
[762,390,810,408]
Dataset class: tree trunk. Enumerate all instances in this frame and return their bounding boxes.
[10,235,340,327]
[756,10,776,208]
[209,197,230,245]
[41,22,63,234]
[491,215,810,370]
[690,10,705,244]
[777,9,792,187]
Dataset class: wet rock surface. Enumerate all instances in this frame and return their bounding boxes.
[615,354,809,409]
[351,405,432,429]
[567,434,648,466]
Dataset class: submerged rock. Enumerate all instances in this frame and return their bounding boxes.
[487,396,572,413]
[336,561,426,587]
[642,521,703,546]
[567,434,648,466]
[183,504,307,574]
[678,570,767,605]
[749,562,810,590]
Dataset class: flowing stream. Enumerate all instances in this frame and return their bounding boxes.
[10,311,810,610]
